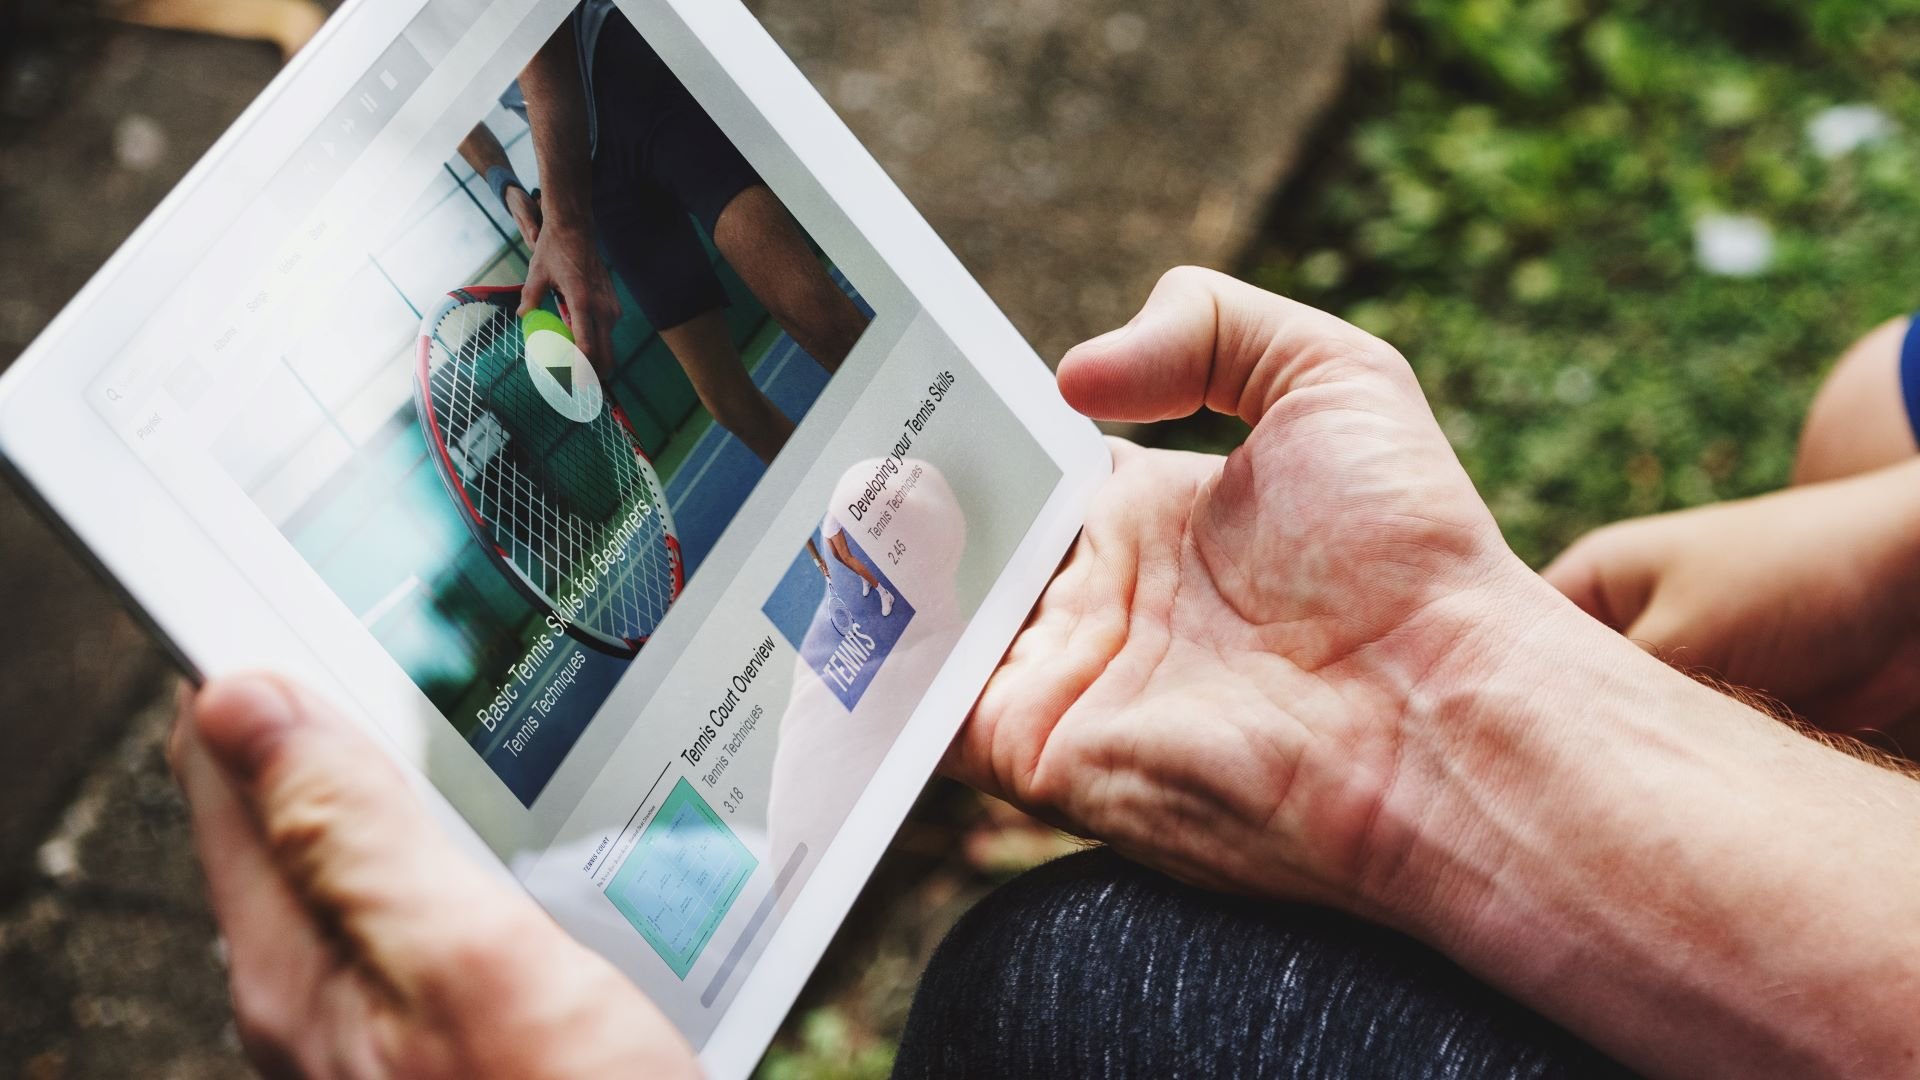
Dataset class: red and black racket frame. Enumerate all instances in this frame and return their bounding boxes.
[413,284,685,659]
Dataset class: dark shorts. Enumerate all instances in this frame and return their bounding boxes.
[589,17,762,332]
[1902,315,1920,446]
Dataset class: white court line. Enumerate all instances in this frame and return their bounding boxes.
[359,573,423,628]
[667,333,803,515]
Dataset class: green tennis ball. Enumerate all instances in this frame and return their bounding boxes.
[476,310,621,524]
[521,308,573,343]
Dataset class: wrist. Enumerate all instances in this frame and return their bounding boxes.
[484,165,526,210]
[1857,457,1920,604]
[538,200,593,234]
[1348,569,1920,1076]
[1347,570,1749,935]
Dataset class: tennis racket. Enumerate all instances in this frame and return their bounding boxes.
[826,593,856,638]
[414,284,682,658]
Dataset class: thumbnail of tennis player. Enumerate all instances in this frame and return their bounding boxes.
[460,8,867,463]
[762,505,917,714]
[814,516,896,617]
[457,6,869,603]
[217,4,884,805]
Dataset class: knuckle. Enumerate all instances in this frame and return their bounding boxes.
[1156,264,1228,298]
[259,765,361,886]
[1330,334,1409,377]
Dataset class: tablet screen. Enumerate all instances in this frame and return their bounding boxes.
[6,0,1103,1065]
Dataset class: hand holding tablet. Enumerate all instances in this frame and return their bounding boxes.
[170,262,1546,1076]
[0,0,1104,1072]
[174,675,702,1079]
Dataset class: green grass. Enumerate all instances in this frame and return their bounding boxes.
[1171,0,1920,567]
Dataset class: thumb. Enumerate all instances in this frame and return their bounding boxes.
[1057,266,1394,425]
[192,675,525,977]
[1541,528,1662,632]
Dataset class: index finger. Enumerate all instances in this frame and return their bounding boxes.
[1057,266,1414,426]
[518,267,553,318]
[173,698,333,1066]
[190,676,537,985]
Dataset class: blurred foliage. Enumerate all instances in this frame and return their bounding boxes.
[1183,0,1920,565]
[757,1008,896,1080]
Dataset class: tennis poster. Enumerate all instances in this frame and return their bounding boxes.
[761,527,917,711]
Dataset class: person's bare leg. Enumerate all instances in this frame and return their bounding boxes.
[658,311,794,464]
[828,532,879,590]
[1794,316,1920,485]
[711,185,871,374]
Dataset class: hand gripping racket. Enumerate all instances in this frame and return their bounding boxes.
[415,285,683,657]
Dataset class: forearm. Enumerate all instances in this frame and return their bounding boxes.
[1367,581,1920,1077]
[516,24,593,228]
[458,123,513,179]
[1789,456,1920,622]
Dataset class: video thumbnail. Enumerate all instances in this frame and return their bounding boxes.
[211,12,878,805]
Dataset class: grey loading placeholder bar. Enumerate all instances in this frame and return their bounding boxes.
[701,843,809,1007]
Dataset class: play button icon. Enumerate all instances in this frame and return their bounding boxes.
[524,329,603,423]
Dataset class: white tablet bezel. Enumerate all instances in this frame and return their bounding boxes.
[0,0,1110,1073]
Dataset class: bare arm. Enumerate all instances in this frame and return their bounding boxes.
[514,26,593,234]
[457,123,544,243]
[1546,457,1920,737]
[958,267,1920,1079]
[1380,589,1920,1076]
[456,122,513,180]
[512,22,619,374]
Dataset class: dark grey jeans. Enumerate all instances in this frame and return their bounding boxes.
[893,848,1631,1079]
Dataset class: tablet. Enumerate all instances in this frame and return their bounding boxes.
[0,0,1108,1073]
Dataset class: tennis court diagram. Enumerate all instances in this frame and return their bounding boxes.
[211,47,878,806]
[605,778,757,979]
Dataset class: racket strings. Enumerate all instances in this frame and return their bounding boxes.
[423,300,679,651]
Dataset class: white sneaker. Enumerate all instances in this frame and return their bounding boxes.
[878,585,895,617]
[860,579,871,597]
